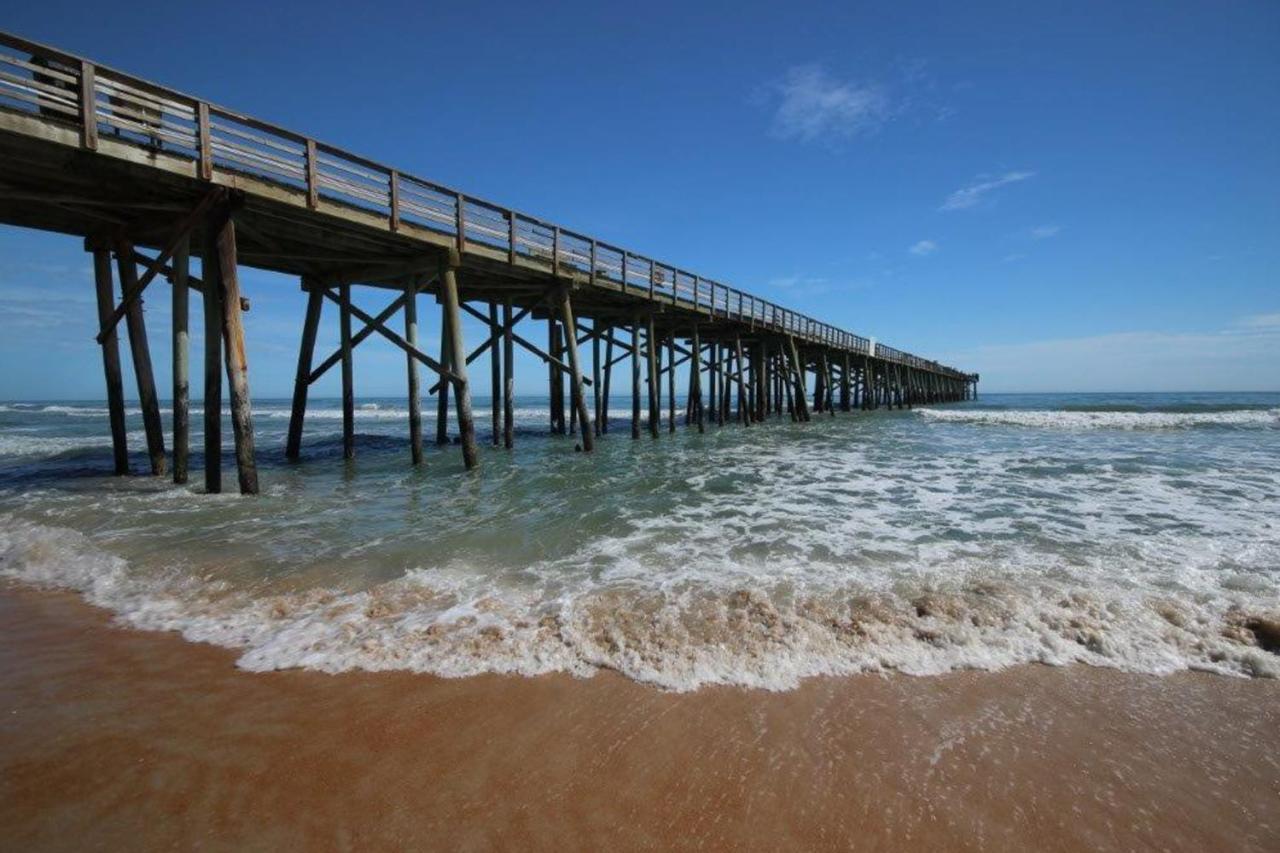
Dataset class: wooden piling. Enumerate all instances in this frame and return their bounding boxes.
[502,297,514,449]
[592,323,603,437]
[489,301,500,446]
[630,319,641,439]
[405,280,423,464]
[549,317,565,434]
[286,286,323,461]
[115,243,166,476]
[212,212,259,494]
[436,317,451,445]
[646,316,659,438]
[91,248,129,475]
[734,335,750,427]
[787,336,810,422]
[555,287,593,451]
[667,333,676,434]
[601,326,613,435]
[440,258,478,469]
[201,227,222,493]
[339,283,355,459]
[171,236,190,484]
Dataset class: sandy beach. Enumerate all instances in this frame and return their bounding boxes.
[2,584,1276,852]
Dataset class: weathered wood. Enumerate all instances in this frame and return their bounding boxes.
[734,335,750,427]
[339,283,355,459]
[171,235,190,484]
[436,312,450,445]
[691,330,705,433]
[115,243,166,476]
[286,286,324,460]
[440,259,478,469]
[787,336,810,422]
[630,317,641,440]
[405,279,423,464]
[602,326,613,435]
[213,212,260,494]
[502,297,514,449]
[549,317,564,434]
[592,322,603,437]
[646,316,659,438]
[488,301,500,444]
[202,225,222,493]
[667,334,676,433]
[91,248,129,474]
[556,288,594,451]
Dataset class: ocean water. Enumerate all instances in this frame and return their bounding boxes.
[1,392,1277,691]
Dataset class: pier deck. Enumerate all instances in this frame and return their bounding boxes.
[0,31,977,493]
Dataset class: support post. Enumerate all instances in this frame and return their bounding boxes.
[502,297,514,449]
[691,326,705,433]
[202,227,222,493]
[592,323,603,437]
[436,317,451,445]
[646,316,660,438]
[667,333,676,434]
[286,286,323,460]
[116,244,166,476]
[601,326,613,435]
[630,318,641,439]
[440,256,479,469]
[734,335,750,427]
[340,283,355,459]
[211,211,259,494]
[787,336,810,422]
[488,301,500,446]
[556,288,593,451]
[405,279,423,465]
[92,248,129,475]
[171,236,190,484]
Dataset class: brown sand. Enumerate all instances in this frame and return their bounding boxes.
[1,585,1277,852]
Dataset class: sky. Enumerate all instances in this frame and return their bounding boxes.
[1,0,1277,398]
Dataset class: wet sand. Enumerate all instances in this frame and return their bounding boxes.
[1,585,1277,852]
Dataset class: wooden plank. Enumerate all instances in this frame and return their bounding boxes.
[78,61,96,150]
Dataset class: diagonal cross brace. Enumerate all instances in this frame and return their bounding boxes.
[459,301,592,386]
[95,188,226,344]
[318,287,460,385]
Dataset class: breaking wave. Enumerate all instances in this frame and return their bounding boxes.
[918,408,1280,430]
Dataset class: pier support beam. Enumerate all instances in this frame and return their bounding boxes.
[339,283,355,459]
[786,336,810,422]
[91,248,129,475]
[209,209,259,494]
[503,297,514,449]
[286,287,323,461]
[405,279,423,465]
[440,256,478,469]
[436,318,451,445]
[555,288,593,451]
[489,302,500,446]
[115,242,166,476]
[630,319,641,439]
[171,237,190,484]
[734,335,750,427]
[646,317,660,438]
[201,228,222,492]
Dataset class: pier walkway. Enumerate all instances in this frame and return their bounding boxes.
[0,31,977,493]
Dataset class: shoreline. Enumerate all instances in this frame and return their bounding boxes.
[2,583,1277,850]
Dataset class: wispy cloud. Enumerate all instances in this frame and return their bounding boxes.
[1238,312,1280,329]
[909,239,938,256]
[940,170,1036,212]
[767,65,891,144]
[1030,224,1061,240]
[1002,253,1025,263]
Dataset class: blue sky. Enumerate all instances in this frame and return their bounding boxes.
[1,0,1277,398]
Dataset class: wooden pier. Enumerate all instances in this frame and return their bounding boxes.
[0,32,977,494]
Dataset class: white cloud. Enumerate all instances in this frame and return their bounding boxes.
[1238,312,1280,329]
[940,170,1036,211]
[909,239,938,256]
[1001,253,1025,263]
[768,65,890,144]
[1030,224,1061,240]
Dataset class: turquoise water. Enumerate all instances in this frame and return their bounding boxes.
[1,392,1278,689]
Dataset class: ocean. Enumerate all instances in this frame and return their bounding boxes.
[1,392,1277,690]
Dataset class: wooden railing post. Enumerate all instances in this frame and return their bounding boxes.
[389,170,400,232]
[197,103,212,180]
[305,139,318,209]
[78,61,97,150]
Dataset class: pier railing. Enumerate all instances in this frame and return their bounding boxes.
[0,31,972,381]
